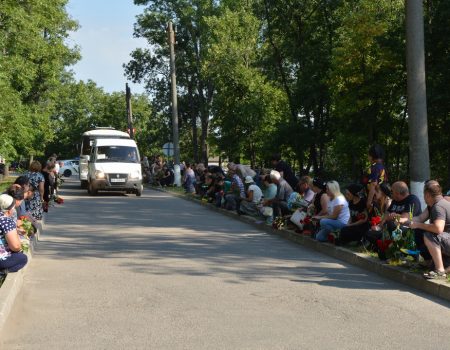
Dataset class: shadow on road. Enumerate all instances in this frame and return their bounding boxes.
[38,180,450,305]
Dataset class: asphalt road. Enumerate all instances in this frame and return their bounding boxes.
[1,179,450,349]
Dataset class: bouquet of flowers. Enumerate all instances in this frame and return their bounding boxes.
[376,228,393,260]
[18,216,36,238]
[287,192,309,211]
[272,216,285,230]
[370,216,382,228]
[300,216,314,235]
[17,216,35,253]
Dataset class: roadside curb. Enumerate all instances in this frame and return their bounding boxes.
[149,186,450,302]
[0,218,44,334]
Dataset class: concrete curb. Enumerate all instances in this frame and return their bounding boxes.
[0,217,44,334]
[149,186,450,302]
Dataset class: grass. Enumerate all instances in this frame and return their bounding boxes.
[0,176,15,192]
[161,186,185,194]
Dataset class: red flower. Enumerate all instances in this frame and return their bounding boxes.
[370,216,381,227]
[376,239,393,252]
[327,233,335,244]
[302,216,312,225]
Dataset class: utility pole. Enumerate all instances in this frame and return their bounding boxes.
[168,21,181,186]
[126,83,134,139]
[406,0,430,206]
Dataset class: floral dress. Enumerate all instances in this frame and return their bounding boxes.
[25,171,45,220]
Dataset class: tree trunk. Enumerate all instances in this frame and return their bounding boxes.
[187,83,199,162]
[406,0,430,206]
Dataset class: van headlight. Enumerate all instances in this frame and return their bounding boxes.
[129,170,141,180]
[95,170,106,179]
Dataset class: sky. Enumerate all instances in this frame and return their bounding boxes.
[66,0,147,94]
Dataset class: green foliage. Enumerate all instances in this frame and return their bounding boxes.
[330,0,407,180]
[3,0,448,190]
[204,5,288,166]
[125,0,449,186]
[0,0,79,160]
[45,79,156,159]
[125,0,218,163]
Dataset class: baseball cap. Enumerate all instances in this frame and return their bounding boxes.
[244,176,254,184]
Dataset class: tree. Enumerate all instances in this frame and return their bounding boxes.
[0,0,79,160]
[125,0,218,164]
[204,3,288,166]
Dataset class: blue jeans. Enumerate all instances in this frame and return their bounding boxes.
[0,252,28,272]
[316,218,347,242]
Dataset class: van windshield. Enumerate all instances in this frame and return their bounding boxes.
[95,146,140,163]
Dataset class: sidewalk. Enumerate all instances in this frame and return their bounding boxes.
[0,219,44,333]
[149,186,450,302]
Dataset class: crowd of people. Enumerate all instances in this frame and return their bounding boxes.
[0,156,63,275]
[150,146,450,281]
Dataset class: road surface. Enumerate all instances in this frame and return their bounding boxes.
[1,179,450,349]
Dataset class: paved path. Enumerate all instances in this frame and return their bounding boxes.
[1,180,450,349]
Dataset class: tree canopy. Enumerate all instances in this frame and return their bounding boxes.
[126,0,450,186]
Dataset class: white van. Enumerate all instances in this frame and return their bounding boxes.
[79,128,130,188]
[87,138,143,196]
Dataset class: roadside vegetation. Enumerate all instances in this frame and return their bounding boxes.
[1,1,449,186]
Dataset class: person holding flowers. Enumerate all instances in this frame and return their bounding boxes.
[402,181,450,279]
[0,194,28,273]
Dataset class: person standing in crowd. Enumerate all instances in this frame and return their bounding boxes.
[270,153,298,190]
[52,155,60,194]
[182,163,196,194]
[366,144,387,212]
[0,194,28,273]
[25,161,45,221]
[403,181,450,279]
[41,162,55,212]
[313,181,350,242]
